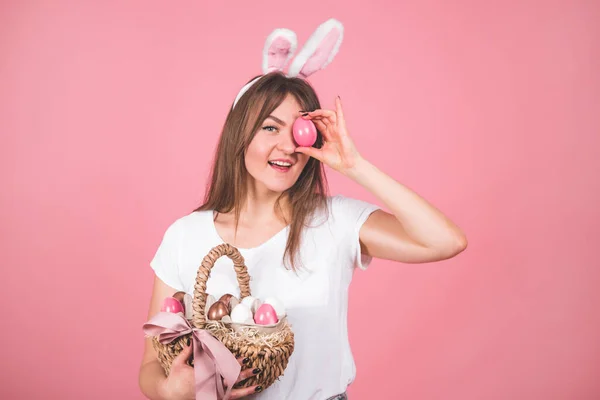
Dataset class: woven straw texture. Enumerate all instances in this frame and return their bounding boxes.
[152,243,295,390]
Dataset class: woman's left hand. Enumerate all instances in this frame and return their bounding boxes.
[295,96,363,176]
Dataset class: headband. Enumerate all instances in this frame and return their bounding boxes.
[232,18,344,109]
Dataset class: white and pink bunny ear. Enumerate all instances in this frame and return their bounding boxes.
[233,27,297,107]
[287,18,344,79]
[232,19,343,109]
[262,28,298,74]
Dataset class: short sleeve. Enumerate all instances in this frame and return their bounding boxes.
[149,217,185,291]
[331,195,381,271]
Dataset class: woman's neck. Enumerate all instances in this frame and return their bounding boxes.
[219,188,291,226]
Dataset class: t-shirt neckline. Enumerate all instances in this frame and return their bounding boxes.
[208,210,289,252]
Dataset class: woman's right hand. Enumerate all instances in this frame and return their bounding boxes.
[158,341,263,400]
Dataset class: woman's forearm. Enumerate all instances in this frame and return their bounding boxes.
[139,360,168,400]
[346,157,467,251]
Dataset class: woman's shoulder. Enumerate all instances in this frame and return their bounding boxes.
[311,194,371,217]
[159,209,212,237]
[319,194,354,212]
[322,193,381,228]
[326,193,380,213]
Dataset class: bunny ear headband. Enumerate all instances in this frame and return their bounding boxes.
[232,18,344,108]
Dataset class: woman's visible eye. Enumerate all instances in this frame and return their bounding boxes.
[262,125,278,133]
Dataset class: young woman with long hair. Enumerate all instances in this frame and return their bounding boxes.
[139,20,467,400]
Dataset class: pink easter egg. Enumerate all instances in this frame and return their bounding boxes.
[293,117,317,147]
[253,303,279,325]
[161,297,184,314]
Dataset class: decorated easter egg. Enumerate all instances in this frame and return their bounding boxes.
[218,293,233,304]
[207,301,229,321]
[172,292,186,312]
[263,297,286,319]
[161,297,184,314]
[254,303,279,325]
[230,303,253,324]
[240,296,256,308]
[241,296,261,313]
[293,117,317,147]
[172,291,186,302]
[218,293,238,312]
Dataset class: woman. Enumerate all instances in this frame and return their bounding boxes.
[138,72,467,399]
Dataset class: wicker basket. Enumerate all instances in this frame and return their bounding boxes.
[152,243,295,391]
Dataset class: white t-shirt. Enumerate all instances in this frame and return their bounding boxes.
[150,194,380,400]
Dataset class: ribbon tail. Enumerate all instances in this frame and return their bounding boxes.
[196,331,242,400]
[203,346,227,400]
[192,337,219,400]
[215,372,225,399]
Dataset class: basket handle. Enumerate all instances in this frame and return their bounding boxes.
[192,243,251,328]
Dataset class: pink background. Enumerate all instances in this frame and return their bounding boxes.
[1,1,598,399]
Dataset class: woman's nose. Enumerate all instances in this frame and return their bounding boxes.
[277,129,297,153]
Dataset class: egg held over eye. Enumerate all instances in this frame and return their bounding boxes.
[293,117,317,147]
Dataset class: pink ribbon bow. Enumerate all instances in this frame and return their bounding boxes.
[142,312,242,400]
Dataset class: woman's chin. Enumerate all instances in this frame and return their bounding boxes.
[258,178,296,194]
[247,171,298,194]
[265,182,294,193]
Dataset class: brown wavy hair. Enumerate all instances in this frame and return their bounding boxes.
[194,72,330,271]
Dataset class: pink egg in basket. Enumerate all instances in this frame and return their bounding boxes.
[160,297,184,314]
[293,116,317,147]
[254,303,279,325]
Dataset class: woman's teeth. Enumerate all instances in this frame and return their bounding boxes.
[269,161,292,167]
[268,161,292,172]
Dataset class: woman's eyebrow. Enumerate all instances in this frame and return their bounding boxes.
[266,115,286,126]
